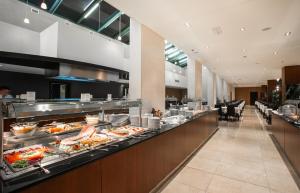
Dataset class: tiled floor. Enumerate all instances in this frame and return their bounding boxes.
[160,107,300,193]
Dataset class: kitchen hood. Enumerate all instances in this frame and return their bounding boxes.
[0,51,129,84]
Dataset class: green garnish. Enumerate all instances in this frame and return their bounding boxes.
[12,160,29,168]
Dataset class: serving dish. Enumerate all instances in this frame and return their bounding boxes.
[3,145,56,172]
[10,122,37,138]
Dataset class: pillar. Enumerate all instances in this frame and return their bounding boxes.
[187,58,202,99]
[129,19,165,112]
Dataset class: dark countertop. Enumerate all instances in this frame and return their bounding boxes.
[0,110,217,193]
[272,111,300,129]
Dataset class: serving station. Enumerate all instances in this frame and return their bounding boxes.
[270,102,300,176]
[0,99,218,193]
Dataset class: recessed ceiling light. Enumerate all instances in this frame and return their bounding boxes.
[262,27,272,31]
[285,32,292,36]
[185,22,191,28]
[206,46,209,49]
[117,35,122,41]
[242,49,246,52]
[164,40,168,44]
[24,17,30,24]
[41,1,47,10]
[274,51,277,55]
[240,27,245,31]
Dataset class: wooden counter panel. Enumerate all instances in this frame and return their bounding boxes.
[284,123,300,176]
[20,160,102,193]
[101,147,136,193]
[271,113,285,148]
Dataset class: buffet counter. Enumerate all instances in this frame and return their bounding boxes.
[0,110,218,193]
[271,111,300,176]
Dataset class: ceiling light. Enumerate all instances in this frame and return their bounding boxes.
[84,3,99,19]
[276,78,280,81]
[242,49,246,52]
[261,27,272,31]
[117,14,122,41]
[24,17,30,24]
[240,27,245,31]
[24,0,30,24]
[274,51,277,55]
[285,32,292,36]
[185,22,191,28]
[164,40,168,44]
[206,46,209,49]
[41,1,47,10]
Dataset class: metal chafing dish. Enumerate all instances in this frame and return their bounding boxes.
[279,100,300,124]
[0,99,142,180]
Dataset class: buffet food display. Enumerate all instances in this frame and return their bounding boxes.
[0,99,145,181]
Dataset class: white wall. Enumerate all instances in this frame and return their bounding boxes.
[40,22,58,57]
[223,80,229,101]
[187,58,196,98]
[165,61,187,88]
[216,75,223,102]
[57,22,129,71]
[0,21,40,55]
[202,65,214,106]
[129,18,142,100]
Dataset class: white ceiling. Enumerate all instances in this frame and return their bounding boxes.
[106,0,300,86]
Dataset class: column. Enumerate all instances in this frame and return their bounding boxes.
[212,72,217,105]
[129,19,165,112]
[187,58,202,99]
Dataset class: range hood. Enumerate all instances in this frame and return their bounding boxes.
[0,51,129,83]
[58,63,121,82]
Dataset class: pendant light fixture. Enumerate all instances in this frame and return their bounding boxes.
[98,2,101,31]
[41,0,48,10]
[24,0,30,24]
[117,14,122,41]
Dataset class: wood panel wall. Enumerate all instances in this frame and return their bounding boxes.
[282,65,300,101]
[267,80,277,102]
[165,87,187,101]
[235,87,262,105]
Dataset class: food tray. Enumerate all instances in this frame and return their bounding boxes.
[3,144,58,173]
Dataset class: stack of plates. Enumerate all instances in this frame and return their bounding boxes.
[130,115,140,127]
[170,109,179,116]
[141,116,148,128]
[148,117,160,129]
[141,113,153,128]
[108,114,130,127]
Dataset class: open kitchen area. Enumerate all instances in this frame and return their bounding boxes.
[1,0,300,193]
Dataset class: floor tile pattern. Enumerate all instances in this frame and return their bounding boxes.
[160,107,300,193]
